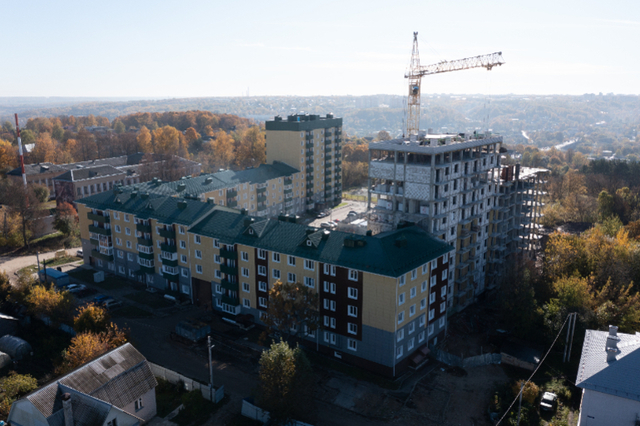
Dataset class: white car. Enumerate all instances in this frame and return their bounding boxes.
[540,392,558,411]
[66,284,87,293]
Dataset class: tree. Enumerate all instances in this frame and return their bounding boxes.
[57,327,128,374]
[0,139,17,170]
[54,202,79,237]
[235,126,266,169]
[185,127,201,146]
[0,372,38,417]
[32,184,50,203]
[153,126,181,155]
[376,130,392,141]
[6,182,45,247]
[136,126,153,153]
[205,130,235,171]
[260,280,319,343]
[257,340,315,425]
[31,133,56,163]
[113,119,126,134]
[74,303,111,333]
[512,380,539,405]
[25,284,75,325]
[597,190,615,221]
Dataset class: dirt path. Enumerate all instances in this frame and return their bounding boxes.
[0,247,81,282]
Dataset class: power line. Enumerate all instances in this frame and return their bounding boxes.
[495,314,571,426]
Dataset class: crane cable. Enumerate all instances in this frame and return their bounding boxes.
[494,314,572,426]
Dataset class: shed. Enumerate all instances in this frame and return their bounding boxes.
[0,313,18,336]
[38,268,70,287]
[0,335,33,360]
[500,342,541,371]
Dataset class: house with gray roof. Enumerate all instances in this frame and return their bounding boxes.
[575,326,640,426]
[8,343,157,426]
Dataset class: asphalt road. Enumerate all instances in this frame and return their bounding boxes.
[308,200,368,228]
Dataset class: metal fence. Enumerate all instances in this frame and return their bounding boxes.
[149,362,225,403]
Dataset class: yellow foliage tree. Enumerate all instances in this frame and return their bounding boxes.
[0,139,17,169]
[57,326,128,374]
[512,380,539,405]
[152,126,181,155]
[235,126,266,169]
[136,126,152,153]
[206,130,235,171]
[31,133,56,163]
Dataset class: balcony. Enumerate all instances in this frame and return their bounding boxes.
[257,204,267,212]
[139,265,155,274]
[138,251,154,260]
[88,212,110,223]
[91,249,113,262]
[221,294,240,306]
[220,264,237,275]
[220,248,238,260]
[306,159,314,166]
[89,237,99,246]
[256,186,266,194]
[227,188,237,197]
[162,257,178,267]
[325,154,332,161]
[137,237,153,247]
[306,167,314,174]
[325,177,332,184]
[257,195,267,203]
[160,243,178,253]
[284,188,292,195]
[325,147,332,153]
[284,178,292,186]
[227,200,237,208]
[136,223,151,234]
[325,130,333,137]
[88,225,111,236]
[306,141,314,148]
[307,182,314,189]
[221,279,239,292]
[158,227,175,239]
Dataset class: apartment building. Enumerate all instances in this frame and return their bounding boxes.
[265,113,343,211]
[77,190,453,377]
[367,132,547,312]
[120,161,304,217]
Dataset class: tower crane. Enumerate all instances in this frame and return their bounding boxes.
[405,32,505,136]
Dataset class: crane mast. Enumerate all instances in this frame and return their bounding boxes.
[405,32,505,136]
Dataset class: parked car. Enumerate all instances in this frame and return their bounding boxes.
[320,222,332,229]
[66,284,87,293]
[348,210,358,216]
[76,250,83,257]
[540,392,558,411]
[327,221,338,228]
[103,299,123,311]
[316,212,329,218]
[93,294,113,304]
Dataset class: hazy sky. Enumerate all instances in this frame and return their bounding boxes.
[3,0,639,97]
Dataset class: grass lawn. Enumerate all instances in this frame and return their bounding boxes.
[68,269,127,289]
[124,291,173,309]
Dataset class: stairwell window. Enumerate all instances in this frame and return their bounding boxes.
[347,339,357,351]
[348,323,357,335]
[348,287,358,299]
[258,281,267,292]
[348,305,357,317]
[257,249,266,260]
[396,346,403,359]
[348,269,358,281]
[194,235,201,244]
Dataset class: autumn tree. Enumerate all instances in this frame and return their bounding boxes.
[0,372,38,417]
[5,182,45,247]
[0,139,17,171]
[512,380,540,405]
[376,130,392,141]
[56,327,128,374]
[26,284,75,325]
[260,280,319,343]
[54,202,79,237]
[32,184,50,203]
[597,190,615,221]
[204,130,235,171]
[31,133,56,163]
[74,303,112,334]
[153,125,181,155]
[257,340,315,425]
[235,126,266,169]
[136,126,153,153]
[184,127,201,146]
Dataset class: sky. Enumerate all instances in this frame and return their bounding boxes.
[3,0,640,98]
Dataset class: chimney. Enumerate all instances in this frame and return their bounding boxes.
[606,325,621,362]
[62,393,73,426]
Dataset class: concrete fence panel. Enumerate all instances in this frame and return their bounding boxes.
[149,362,225,403]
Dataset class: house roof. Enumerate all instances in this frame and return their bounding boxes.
[575,329,640,402]
[26,343,157,421]
[55,165,125,182]
[190,209,453,277]
[7,163,67,176]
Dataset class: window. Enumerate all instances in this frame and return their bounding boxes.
[428,323,435,336]
[441,286,447,298]
[330,317,336,329]
[410,287,417,299]
[420,298,427,310]
[272,269,281,279]
[431,259,437,269]
[440,301,446,313]
[181,268,188,277]
[408,338,415,351]
[430,292,436,304]
[124,214,130,222]
[180,240,186,249]
[213,239,220,248]
[196,264,203,274]
[288,272,296,283]
[257,249,266,259]
[398,293,405,305]
[330,300,336,311]
[397,329,404,341]
[348,287,358,299]
[398,311,405,324]
[323,264,336,276]
[348,305,357,317]
[430,275,437,287]
[118,265,125,274]
[323,281,330,292]
[411,269,417,280]
[272,252,280,263]
[195,250,202,259]
[323,299,330,309]
[243,298,251,308]
[399,275,405,286]
[330,283,336,294]
[409,304,416,317]
[258,265,266,276]
[348,323,357,335]
[442,269,448,280]
[396,345,403,359]
[242,282,250,292]
[129,269,136,278]
[195,235,201,244]
[418,331,425,343]
[304,277,315,288]
[126,240,132,249]
[324,331,330,343]
[259,297,267,308]
[180,254,187,263]
[421,280,427,292]
[347,339,357,351]
[439,316,446,328]
[117,250,124,259]
[116,237,122,246]
[134,397,143,411]
[214,269,222,279]
[323,315,330,327]
[242,267,250,277]
[125,228,131,235]
[429,309,435,321]
[258,281,267,292]
[179,226,185,235]
[241,251,249,261]
[214,254,221,264]
[108,419,118,426]
[115,225,121,233]
[127,252,133,261]
[422,263,428,274]
[304,259,315,270]
[348,269,358,281]
[113,212,119,220]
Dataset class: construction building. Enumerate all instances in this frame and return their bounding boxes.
[265,113,343,211]
[76,189,452,377]
[367,131,547,312]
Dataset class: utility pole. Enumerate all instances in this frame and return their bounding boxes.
[563,312,572,362]
[36,251,41,283]
[516,382,525,425]
[567,313,577,362]
[207,335,214,402]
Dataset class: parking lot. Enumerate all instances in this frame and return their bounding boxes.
[307,200,368,228]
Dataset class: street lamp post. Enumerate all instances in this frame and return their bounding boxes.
[207,335,214,402]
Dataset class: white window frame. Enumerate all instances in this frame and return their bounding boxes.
[180,240,186,249]
[421,280,427,292]
[242,267,250,277]
[347,338,357,351]
[397,329,404,342]
[196,264,203,274]
[287,255,295,266]
[348,269,358,281]
[348,305,357,317]
[304,276,315,288]
[195,235,201,244]
[399,275,405,286]
[398,311,405,324]
[257,249,267,260]
[420,298,427,310]
[272,269,281,279]
[272,252,280,263]
[410,286,417,299]
[398,293,405,305]
[411,269,417,280]
[242,282,250,292]
[304,259,315,271]
[259,297,267,307]
[348,287,358,299]
[396,345,403,359]
[243,298,251,308]
[439,316,446,328]
[429,309,435,321]
[258,265,267,276]
[258,281,267,292]
[348,323,357,335]
[288,272,296,283]
[241,251,249,261]
[115,225,121,233]
[409,304,416,317]
[195,250,202,259]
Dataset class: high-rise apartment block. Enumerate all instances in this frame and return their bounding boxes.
[367,132,546,312]
[266,113,343,211]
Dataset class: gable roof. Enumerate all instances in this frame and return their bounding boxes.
[25,343,157,420]
[575,329,640,402]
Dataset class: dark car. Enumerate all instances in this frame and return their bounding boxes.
[93,294,113,304]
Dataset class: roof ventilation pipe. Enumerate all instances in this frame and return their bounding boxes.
[62,393,73,426]
[606,325,621,362]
